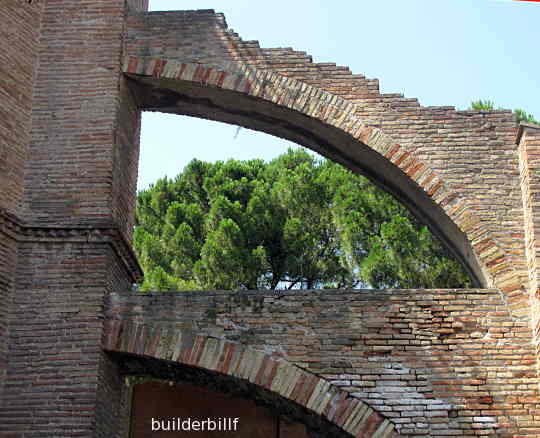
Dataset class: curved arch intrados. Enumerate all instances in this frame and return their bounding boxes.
[104,322,400,437]
[113,351,357,438]
[128,74,485,287]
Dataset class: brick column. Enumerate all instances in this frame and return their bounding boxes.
[518,123,540,361]
[0,0,44,401]
[0,1,144,436]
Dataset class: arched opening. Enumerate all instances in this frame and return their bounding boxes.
[135,114,472,291]
[104,323,400,438]
[126,66,486,288]
[114,353,355,438]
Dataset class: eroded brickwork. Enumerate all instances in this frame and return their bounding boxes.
[123,53,523,321]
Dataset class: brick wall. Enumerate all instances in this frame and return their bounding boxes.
[24,0,127,229]
[127,0,148,12]
[0,237,137,437]
[106,288,540,437]
[0,0,43,216]
[94,351,123,438]
[0,222,18,397]
[0,1,140,436]
[111,77,141,242]
[1,241,109,436]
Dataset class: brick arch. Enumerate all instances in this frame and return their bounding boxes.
[124,56,522,299]
[103,320,399,438]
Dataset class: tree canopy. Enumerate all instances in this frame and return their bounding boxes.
[134,149,471,291]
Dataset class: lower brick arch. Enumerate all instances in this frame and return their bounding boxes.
[123,56,526,312]
[103,320,399,438]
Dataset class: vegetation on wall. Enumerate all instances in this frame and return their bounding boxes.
[470,100,539,125]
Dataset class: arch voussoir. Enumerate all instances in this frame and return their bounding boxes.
[103,319,399,438]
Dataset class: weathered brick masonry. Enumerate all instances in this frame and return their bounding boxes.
[105,288,540,437]
[1,0,144,436]
[1,1,540,437]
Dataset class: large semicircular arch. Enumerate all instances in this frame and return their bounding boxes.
[124,55,521,291]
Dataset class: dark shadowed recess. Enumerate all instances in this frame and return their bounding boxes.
[109,351,359,438]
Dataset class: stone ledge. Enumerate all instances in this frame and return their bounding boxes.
[0,208,143,282]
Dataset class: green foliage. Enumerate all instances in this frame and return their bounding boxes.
[470,100,539,125]
[134,149,471,291]
[470,99,495,111]
[514,108,539,125]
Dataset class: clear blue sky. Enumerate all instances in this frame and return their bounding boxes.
[139,0,540,190]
